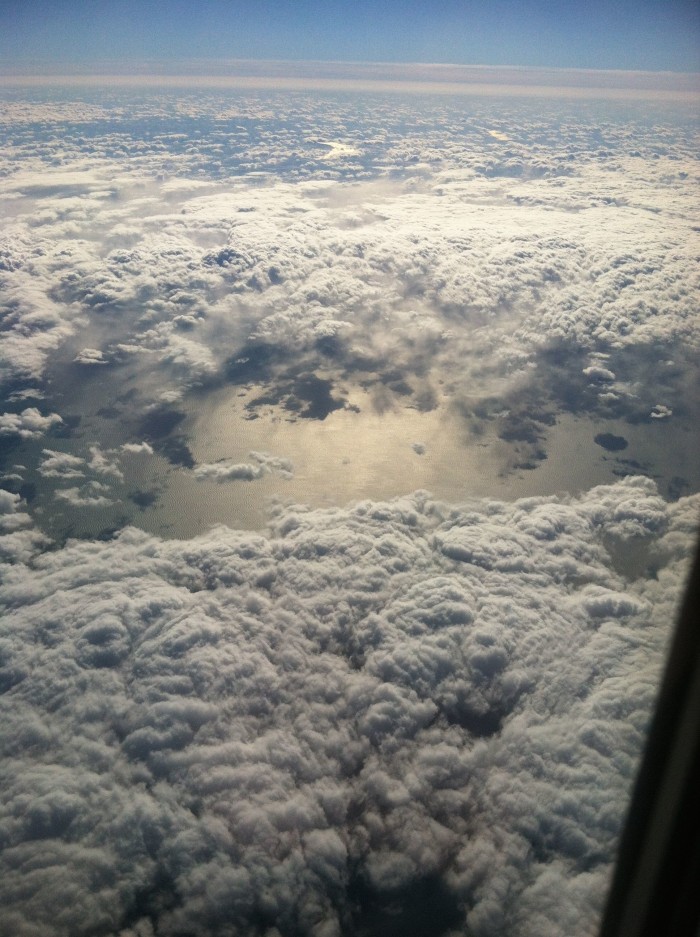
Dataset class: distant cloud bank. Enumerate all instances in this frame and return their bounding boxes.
[1,60,698,101]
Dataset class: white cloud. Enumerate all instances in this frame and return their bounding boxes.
[194,451,294,483]
[73,347,107,365]
[0,407,62,439]
[583,365,615,383]
[1,92,697,505]
[7,388,43,402]
[38,449,85,479]
[88,446,123,480]
[0,488,22,514]
[0,478,696,936]
[121,441,154,455]
[0,488,49,561]
[55,482,117,508]
[194,459,266,481]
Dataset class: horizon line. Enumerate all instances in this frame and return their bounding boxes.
[1,59,699,101]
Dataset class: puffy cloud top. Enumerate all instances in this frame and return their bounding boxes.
[0,477,697,937]
[0,407,62,439]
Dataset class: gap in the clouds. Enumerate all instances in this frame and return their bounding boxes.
[346,869,463,937]
[105,392,693,541]
[131,386,510,537]
[8,356,699,543]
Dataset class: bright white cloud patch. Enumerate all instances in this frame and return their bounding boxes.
[194,451,294,483]
[121,441,154,455]
[54,481,118,507]
[38,449,86,479]
[73,347,107,365]
[0,407,62,438]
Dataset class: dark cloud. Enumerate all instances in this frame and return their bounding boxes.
[129,489,159,510]
[595,433,629,452]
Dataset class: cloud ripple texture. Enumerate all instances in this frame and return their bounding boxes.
[1,476,697,937]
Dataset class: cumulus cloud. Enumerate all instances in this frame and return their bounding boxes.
[0,477,697,937]
[0,407,62,439]
[55,482,118,508]
[194,451,294,483]
[38,449,85,479]
[583,365,616,383]
[88,445,124,480]
[0,487,49,561]
[2,89,698,443]
[6,388,44,402]
[34,447,125,513]
[121,442,155,455]
[194,459,266,481]
[73,347,107,365]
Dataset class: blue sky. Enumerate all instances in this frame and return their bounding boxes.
[1,0,699,72]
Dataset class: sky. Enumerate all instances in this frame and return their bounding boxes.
[1,0,699,72]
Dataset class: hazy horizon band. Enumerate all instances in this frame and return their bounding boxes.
[1,58,699,100]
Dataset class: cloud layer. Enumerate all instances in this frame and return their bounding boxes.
[1,84,699,937]
[1,88,698,536]
[1,476,697,936]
